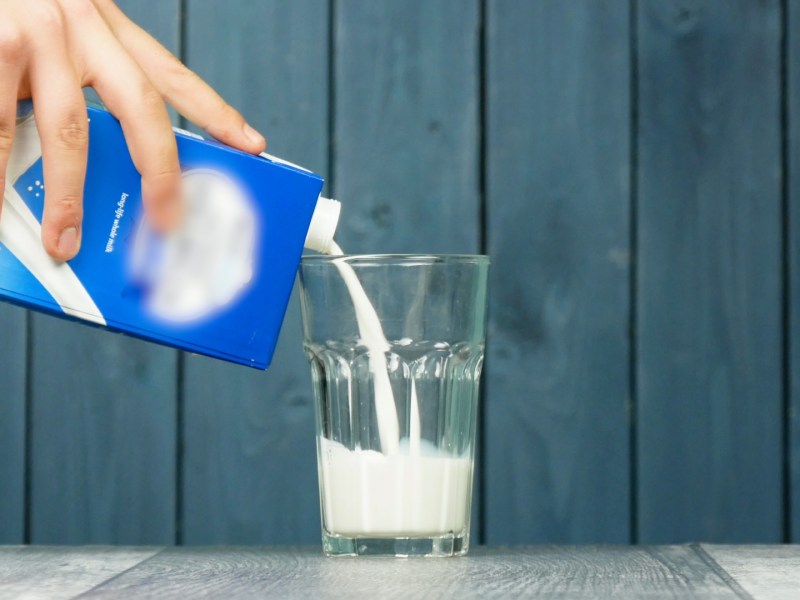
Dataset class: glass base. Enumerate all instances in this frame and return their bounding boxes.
[322,530,469,557]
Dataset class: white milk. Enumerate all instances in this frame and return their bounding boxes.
[319,437,472,536]
[321,243,472,537]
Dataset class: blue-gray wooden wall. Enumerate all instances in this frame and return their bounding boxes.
[0,0,798,545]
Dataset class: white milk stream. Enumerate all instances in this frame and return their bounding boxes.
[320,243,471,536]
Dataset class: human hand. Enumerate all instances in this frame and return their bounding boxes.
[0,0,266,260]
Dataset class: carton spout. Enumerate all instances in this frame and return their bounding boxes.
[304,196,341,254]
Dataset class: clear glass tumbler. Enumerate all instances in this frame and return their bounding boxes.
[299,254,489,557]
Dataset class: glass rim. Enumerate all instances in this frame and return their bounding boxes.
[301,253,490,266]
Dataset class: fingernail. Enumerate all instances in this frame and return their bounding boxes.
[58,226,79,257]
[243,123,265,147]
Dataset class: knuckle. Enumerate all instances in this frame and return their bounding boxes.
[52,194,83,219]
[59,0,98,21]
[146,136,179,176]
[0,125,15,153]
[56,116,89,150]
[203,99,243,140]
[0,25,24,59]
[32,1,66,35]
[218,99,241,121]
[146,165,181,191]
[165,65,244,126]
[137,82,165,114]
[164,53,190,79]
[163,57,196,94]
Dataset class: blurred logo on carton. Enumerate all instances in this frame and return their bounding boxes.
[129,168,257,323]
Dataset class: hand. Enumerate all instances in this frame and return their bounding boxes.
[0,0,266,260]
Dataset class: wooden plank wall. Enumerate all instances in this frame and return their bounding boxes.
[484,0,631,543]
[26,0,181,544]
[0,305,26,543]
[636,0,783,543]
[181,0,329,544]
[0,0,797,545]
[790,0,800,543]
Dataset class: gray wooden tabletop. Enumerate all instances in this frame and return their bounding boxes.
[0,545,798,599]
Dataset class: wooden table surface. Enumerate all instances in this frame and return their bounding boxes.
[1,545,798,599]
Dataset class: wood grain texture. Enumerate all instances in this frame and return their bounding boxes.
[0,546,161,599]
[636,0,783,543]
[789,0,800,544]
[702,544,800,600]
[333,0,482,533]
[0,305,27,543]
[484,0,631,543]
[180,0,329,544]
[77,545,747,599]
[28,0,180,544]
[332,0,480,255]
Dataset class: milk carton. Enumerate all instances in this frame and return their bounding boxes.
[0,101,339,369]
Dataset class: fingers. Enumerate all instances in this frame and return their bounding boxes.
[80,14,181,232]
[28,34,88,260]
[91,0,266,154]
[0,94,17,203]
[162,68,267,155]
[0,37,24,221]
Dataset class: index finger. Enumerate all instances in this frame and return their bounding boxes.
[91,0,266,154]
[29,46,88,260]
[83,23,181,232]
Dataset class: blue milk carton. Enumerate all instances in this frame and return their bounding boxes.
[0,101,340,369]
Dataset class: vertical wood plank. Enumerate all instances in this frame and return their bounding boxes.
[333,0,481,529]
[790,0,800,543]
[29,0,180,544]
[333,0,480,255]
[181,0,329,543]
[637,0,783,542]
[0,305,26,542]
[485,1,632,543]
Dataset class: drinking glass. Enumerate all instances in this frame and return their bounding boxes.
[299,254,489,557]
